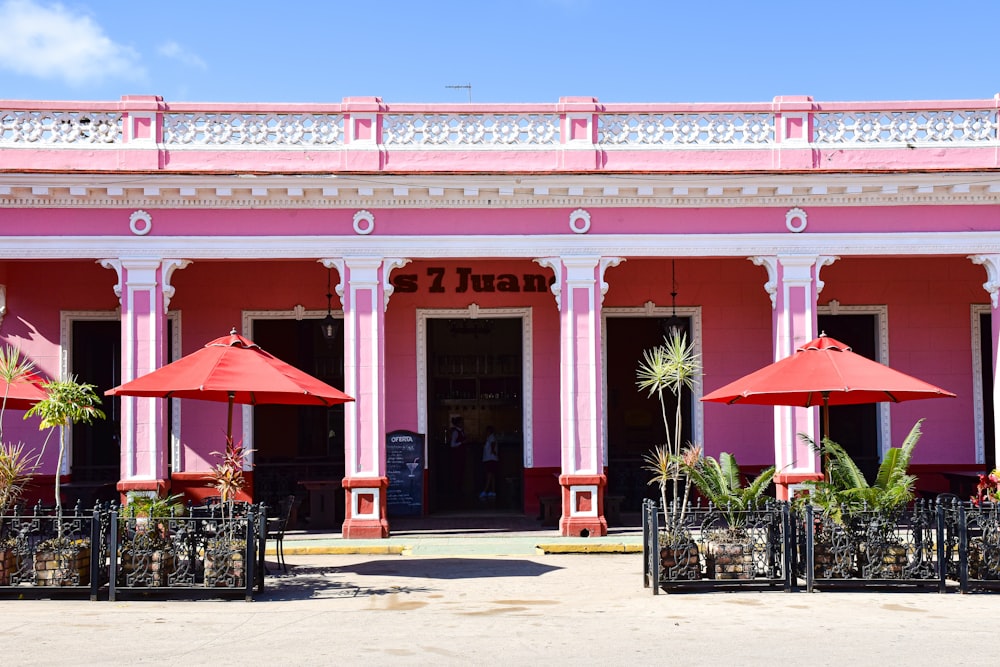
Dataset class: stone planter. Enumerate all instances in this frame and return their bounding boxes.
[204,540,246,587]
[658,539,701,581]
[858,543,908,578]
[120,549,176,587]
[34,545,91,587]
[0,548,15,585]
[708,539,754,580]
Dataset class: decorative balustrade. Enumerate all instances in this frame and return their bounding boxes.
[1,99,996,155]
[0,111,121,144]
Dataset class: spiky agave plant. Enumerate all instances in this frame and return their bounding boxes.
[637,329,701,528]
[0,346,39,521]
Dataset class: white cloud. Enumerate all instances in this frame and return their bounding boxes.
[0,0,144,86]
[158,41,207,70]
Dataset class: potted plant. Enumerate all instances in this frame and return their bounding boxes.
[638,329,702,580]
[204,436,252,587]
[682,451,775,579]
[118,492,185,587]
[797,419,924,579]
[24,376,105,586]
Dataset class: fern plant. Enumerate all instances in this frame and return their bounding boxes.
[799,418,924,523]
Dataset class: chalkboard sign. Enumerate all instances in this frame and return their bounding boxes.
[386,429,424,516]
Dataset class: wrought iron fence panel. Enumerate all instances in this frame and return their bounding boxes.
[959,501,1000,592]
[642,500,792,592]
[108,502,262,601]
[0,502,109,599]
[797,502,947,592]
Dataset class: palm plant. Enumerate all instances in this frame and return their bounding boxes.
[682,451,775,530]
[799,418,924,523]
[637,329,701,528]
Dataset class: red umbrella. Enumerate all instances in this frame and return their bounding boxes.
[0,371,48,410]
[106,329,354,441]
[701,333,956,438]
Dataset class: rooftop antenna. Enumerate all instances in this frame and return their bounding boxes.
[446,83,472,103]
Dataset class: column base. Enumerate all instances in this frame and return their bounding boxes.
[341,476,391,538]
[557,473,608,537]
[774,472,824,501]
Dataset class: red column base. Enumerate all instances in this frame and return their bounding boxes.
[341,476,391,539]
[557,473,608,537]
[774,472,824,501]
[117,479,170,497]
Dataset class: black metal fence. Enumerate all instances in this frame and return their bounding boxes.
[643,497,1000,594]
[0,502,266,601]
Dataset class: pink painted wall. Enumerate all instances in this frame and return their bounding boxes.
[819,257,984,464]
[606,258,777,466]
[168,259,335,469]
[0,259,119,474]
[6,204,1000,239]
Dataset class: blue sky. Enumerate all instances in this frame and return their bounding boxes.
[0,0,997,105]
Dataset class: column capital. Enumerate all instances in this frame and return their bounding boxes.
[971,254,1000,308]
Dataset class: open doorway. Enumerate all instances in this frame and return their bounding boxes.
[250,318,345,528]
[426,318,523,514]
[605,317,694,513]
[69,319,121,505]
[818,313,880,482]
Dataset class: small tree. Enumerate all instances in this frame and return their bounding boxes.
[637,329,702,528]
[24,377,105,523]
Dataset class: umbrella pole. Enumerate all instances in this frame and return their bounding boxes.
[822,395,830,483]
[226,391,235,444]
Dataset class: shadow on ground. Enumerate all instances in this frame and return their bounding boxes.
[258,557,563,601]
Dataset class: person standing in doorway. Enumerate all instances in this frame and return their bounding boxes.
[449,416,466,504]
[480,425,498,500]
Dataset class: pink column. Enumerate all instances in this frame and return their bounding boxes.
[751,255,835,499]
[327,256,408,538]
[100,258,188,497]
[537,256,622,537]
[971,254,1000,467]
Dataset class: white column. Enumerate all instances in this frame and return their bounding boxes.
[750,254,835,499]
[100,257,189,497]
[326,256,408,538]
[536,255,621,536]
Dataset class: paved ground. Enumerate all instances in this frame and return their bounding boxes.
[2,549,995,666]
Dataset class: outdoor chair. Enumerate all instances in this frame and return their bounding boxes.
[266,495,297,572]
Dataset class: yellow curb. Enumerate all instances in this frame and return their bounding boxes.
[536,543,642,554]
[276,545,406,556]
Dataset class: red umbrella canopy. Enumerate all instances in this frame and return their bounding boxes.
[106,329,355,407]
[701,334,956,408]
[0,371,48,410]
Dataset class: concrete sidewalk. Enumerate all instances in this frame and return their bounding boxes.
[3,552,994,666]
[278,527,643,557]
[274,513,644,556]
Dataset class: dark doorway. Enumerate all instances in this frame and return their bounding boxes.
[251,319,345,528]
[818,314,880,483]
[426,318,523,514]
[70,319,121,505]
[605,317,692,512]
[981,311,995,471]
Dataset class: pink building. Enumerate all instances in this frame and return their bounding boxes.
[1,94,997,538]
